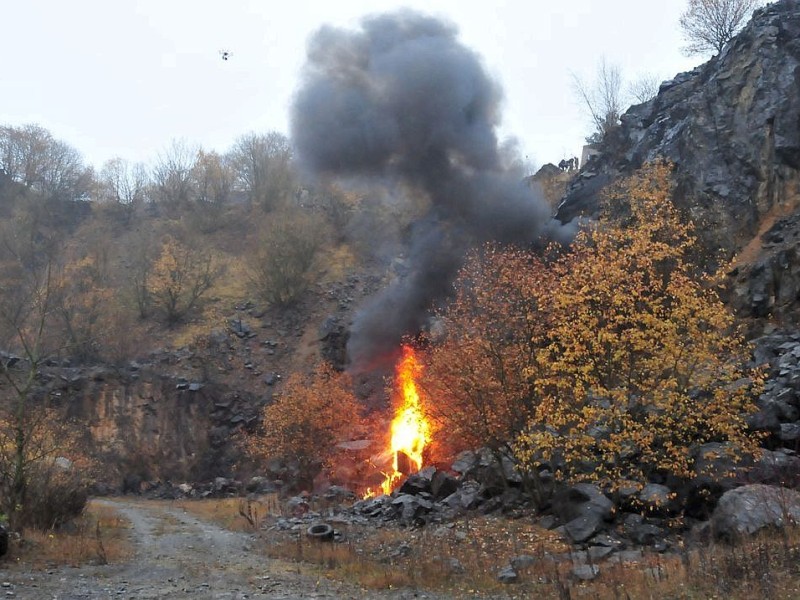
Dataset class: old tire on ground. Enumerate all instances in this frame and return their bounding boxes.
[307,522,334,541]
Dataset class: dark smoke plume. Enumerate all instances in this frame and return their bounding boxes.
[291,10,569,370]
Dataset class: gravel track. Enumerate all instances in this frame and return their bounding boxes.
[1,499,383,599]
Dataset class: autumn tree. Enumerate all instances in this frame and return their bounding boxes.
[514,161,761,489]
[191,150,233,206]
[147,235,221,325]
[247,363,364,489]
[0,259,90,529]
[186,150,235,233]
[422,246,557,501]
[248,208,328,307]
[426,161,760,500]
[124,227,157,320]
[51,255,113,363]
[680,0,762,56]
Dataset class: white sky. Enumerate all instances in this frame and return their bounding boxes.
[1,1,701,172]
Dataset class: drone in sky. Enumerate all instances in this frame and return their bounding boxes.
[219,50,232,61]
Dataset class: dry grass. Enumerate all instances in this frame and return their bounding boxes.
[317,243,358,284]
[198,497,800,597]
[175,495,281,533]
[141,496,800,598]
[169,252,251,348]
[265,513,573,596]
[265,522,800,599]
[8,500,133,567]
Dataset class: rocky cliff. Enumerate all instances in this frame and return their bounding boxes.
[36,358,265,490]
[557,0,800,322]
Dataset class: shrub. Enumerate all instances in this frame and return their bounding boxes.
[147,235,221,324]
[18,460,89,529]
[248,209,328,307]
[247,363,363,489]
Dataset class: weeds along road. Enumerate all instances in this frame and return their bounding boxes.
[2,499,444,599]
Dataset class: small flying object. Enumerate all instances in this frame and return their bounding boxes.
[220,50,232,61]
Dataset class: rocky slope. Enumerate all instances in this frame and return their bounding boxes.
[16,270,384,491]
[557,0,800,321]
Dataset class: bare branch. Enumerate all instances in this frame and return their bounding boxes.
[680,0,762,56]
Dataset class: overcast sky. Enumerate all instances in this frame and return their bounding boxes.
[1,1,701,172]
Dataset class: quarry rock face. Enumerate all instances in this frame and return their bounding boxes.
[557,0,800,298]
[51,365,262,487]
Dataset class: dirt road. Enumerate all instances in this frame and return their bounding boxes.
[0,499,417,599]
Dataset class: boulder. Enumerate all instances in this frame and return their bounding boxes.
[497,565,518,584]
[564,512,605,543]
[750,449,800,486]
[451,450,477,474]
[553,483,614,523]
[710,484,800,539]
[398,473,431,496]
[572,564,600,581]
[510,554,536,570]
[684,442,747,518]
[430,470,459,501]
[391,494,433,522]
[443,481,482,510]
[637,483,677,516]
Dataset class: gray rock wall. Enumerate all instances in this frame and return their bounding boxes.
[557,0,800,264]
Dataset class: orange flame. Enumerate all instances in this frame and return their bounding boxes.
[368,345,430,497]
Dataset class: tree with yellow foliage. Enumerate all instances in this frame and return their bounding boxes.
[514,160,761,488]
[52,255,113,362]
[247,363,364,489]
[426,161,761,499]
[147,236,220,325]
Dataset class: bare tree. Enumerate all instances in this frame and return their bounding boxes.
[0,124,52,189]
[0,260,54,527]
[99,157,149,206]
[680,0,762,56]
[150,139,198,212]
[628,73,661,104]
[572,58,625,143]
[227,132,294,211]
[0,124,92,202]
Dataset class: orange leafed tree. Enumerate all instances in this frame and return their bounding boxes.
[425,160,761,497]
[247,363,364,489]
[422,246,556,481]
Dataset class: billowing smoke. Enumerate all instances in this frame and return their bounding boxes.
[291,10,569,370]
